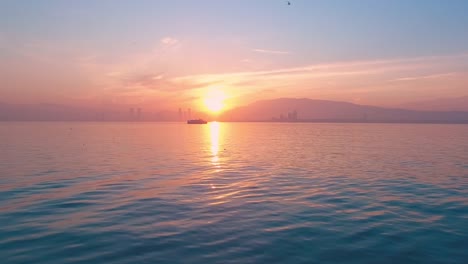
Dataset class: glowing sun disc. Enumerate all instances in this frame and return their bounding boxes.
[204,90,226,112]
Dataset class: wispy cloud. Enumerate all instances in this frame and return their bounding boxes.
[160,37,179,47]
[119,73,191,92]
[174,53,468,84]
[70,42,468,108]
[172,57,416,86]
[170,53,468,105]
[252,48,291,55]
[392,72,457,82]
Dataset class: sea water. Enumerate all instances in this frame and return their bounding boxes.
[1,122,467,263]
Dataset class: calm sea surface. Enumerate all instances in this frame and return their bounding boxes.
[0,122,467,264]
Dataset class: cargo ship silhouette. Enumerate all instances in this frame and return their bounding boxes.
[187,119,207,124]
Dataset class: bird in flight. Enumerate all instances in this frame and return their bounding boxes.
[287,1,291,5]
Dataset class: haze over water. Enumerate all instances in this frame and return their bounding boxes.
[1,122,467,263]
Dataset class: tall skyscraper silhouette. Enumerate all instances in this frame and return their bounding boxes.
[137,108,141,120]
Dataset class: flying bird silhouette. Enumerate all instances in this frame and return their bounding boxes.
[287,1,291,5]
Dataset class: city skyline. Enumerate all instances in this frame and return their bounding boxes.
[1,97,468,123]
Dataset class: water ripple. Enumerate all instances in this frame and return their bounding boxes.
[1,122,467,263]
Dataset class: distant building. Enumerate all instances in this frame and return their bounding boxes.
[129,108,135,120]
[137,108,141,120]
[276,110,298,122]
[292,110,298,121]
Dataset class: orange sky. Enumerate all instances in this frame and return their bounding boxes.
[1,1,468,113]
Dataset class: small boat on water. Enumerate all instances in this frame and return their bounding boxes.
[187,119,207,124]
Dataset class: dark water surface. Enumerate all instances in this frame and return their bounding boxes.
[1,122,467,263]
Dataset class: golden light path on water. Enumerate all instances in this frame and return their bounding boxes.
[209,121,220,166]
[207,122,246,204]
[208,121,221,192]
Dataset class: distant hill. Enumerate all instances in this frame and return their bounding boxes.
[219,98,468,123]
[397,96,468,112]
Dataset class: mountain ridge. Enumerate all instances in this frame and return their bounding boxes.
[219,98,468,123]
[396,96,468,112]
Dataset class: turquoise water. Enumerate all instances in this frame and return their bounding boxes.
[1,122,467,263]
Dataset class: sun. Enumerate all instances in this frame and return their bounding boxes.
[204,89,226,113]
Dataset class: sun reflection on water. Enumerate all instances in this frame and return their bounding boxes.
[209,122,220,165]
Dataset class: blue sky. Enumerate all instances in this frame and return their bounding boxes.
[1,0,467,110]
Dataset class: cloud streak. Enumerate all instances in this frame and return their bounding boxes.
[160,37,179,47]
[26,36,466,110]
[174,53,468,83]
[392,72,457,82]
[252,48,291,55]
[170,53,468,106]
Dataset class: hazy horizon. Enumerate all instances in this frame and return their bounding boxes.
[2,2,468,262]
[1,97,468,123]
[1,0,468,115]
